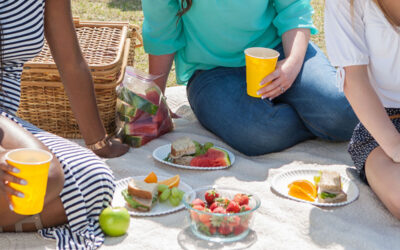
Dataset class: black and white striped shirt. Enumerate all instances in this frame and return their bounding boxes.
[0,0,45,114]
[1,1,116,249]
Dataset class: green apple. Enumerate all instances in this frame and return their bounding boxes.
[99,206,130,237]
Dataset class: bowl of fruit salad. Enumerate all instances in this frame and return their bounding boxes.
[182,186,261,243]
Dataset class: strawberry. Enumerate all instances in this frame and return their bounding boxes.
[209,202,219,211]
[240,204,251,212]
[209,226,217,235]
[227,216,241,227]
[226,201,241,213]
[192,205,205,211]
[218,224,232,235]
[191,205,204,222]
[233,225,246,236]
[212,197,230,208]
[239,212,252,227]
[210,215,224,227]
[197,222,211,236]
[212,206,226,214]
[190,210,200,222]
[233,193,251,206]
[198,213,211,225]
[205,189,220,205]
[191,198,205,207]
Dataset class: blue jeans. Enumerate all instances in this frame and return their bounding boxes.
[186,42,358,156]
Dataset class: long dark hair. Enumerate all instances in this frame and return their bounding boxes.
[177,0,193,20]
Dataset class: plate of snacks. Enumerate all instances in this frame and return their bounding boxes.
[271,169,359,207]
[113,172,193,216]
[182,186,261,243]
[153,137,235,170]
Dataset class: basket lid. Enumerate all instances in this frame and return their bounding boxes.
[24,19,129,70]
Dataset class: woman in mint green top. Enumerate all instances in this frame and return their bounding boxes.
[142,0,358,155]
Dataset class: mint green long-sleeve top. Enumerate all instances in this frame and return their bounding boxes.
[142,0,317,84]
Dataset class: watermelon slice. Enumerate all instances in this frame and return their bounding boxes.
[123,135,154,147]
[153,98,169,123]
[145,86,162,105]
[117,99,138,122]
[119,87,159,115]
[190,147,231,167]
[123,119,159,136]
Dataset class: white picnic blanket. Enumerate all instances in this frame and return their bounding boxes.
[1,86,400,250]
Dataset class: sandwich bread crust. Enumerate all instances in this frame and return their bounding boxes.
[128,179,158,199]
[318,171,342,193]
[317,171,348,203]
[170,137,196,158]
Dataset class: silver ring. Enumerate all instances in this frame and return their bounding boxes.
[280,86,285,93]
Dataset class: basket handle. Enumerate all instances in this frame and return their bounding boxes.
[130,25,143,48]
[21,39,131,89]
[73,17,80,26]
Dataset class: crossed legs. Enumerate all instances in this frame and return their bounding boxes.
[365,147,400,219]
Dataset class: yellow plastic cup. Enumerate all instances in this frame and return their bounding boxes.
[244,47,280,98]
[6,148,53,215]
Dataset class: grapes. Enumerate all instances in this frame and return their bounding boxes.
[158,187,185,206]
[158,184,169,193]
[171,187,180,198]
[169,196,181,206]
[177,189,185,200]
[160,188,171,201]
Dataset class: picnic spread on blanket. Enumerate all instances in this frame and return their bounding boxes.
[3,85,400,250]
[1,0,400,248]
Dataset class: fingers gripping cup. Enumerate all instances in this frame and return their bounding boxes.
[6,148,53,215]
[244,47,280,98]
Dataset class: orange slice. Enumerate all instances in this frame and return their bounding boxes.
[287,180,317,202]
[144,171,158,183]
[158,175,180,188]
[288,180,317,198]
[288,185,315,202]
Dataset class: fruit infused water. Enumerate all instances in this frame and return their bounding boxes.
[6,148,53,215]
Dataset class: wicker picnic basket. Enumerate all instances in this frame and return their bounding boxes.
[21,18,142,83]
[17,18,142,138]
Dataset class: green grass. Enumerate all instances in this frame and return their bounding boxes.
[71,0,325,87]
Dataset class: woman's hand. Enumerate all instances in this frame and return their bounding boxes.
[92,138,129,158]
[257,28,310,100]
[0,151,26,208]
[257,58,302,100]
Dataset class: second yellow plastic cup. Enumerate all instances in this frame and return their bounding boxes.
[6,148,53,215]
[244,47,280,98]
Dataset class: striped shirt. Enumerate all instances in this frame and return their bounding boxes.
[4,111,116,249]
[0,0,45,114]
[1,1,115,249]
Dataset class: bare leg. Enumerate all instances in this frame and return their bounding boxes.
[0,196,67,232]
[365,147,400,219]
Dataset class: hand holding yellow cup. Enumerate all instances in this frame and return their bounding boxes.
[245,47,280,98]
[6,148,53,215]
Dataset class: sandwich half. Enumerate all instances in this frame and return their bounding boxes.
[170,137,196,159]
[122,179,158,211]
[317,171,347,203]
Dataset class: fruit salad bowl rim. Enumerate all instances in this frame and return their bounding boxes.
[182,186,261,217]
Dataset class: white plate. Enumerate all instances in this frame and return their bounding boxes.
[113,175,193,216]
[271,169,359,207]
[152,144,235,170]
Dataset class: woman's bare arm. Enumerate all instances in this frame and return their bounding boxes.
[149,53,175,93]
[258,28,310,99]
[0,116,63,206]
[43,0,128,158]
[344,65,400,160]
